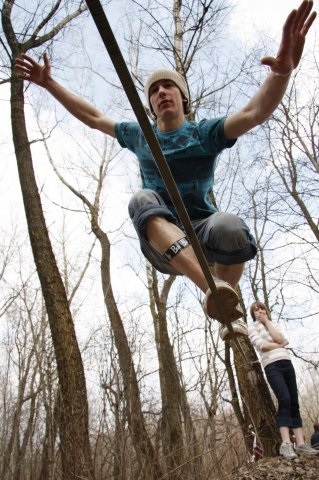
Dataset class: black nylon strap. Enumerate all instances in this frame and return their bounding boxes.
[163,237,190,262]
[85,0,247,357]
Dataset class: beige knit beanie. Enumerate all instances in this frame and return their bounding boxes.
[144,69,189,114]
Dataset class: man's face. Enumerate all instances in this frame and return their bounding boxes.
[149,79,184,119]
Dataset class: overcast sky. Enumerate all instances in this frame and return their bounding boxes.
[0,0,318,377]
[229,0,316,40]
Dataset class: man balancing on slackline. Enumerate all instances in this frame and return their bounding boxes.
[15,1,317,340]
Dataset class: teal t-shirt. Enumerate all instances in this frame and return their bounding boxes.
[115,118,236,219]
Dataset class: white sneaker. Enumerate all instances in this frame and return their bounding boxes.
[279,442,298,459]
[219,318,248,341]
[295,443,319,456]
[204,280,241,323]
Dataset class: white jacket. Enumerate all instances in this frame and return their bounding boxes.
[248,321,290,368]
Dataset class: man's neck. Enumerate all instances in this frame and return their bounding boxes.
[156,115,186,132]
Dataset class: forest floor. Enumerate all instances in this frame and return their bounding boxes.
[230,454,319,480]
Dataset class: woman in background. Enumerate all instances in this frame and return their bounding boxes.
[311,422,319,449]
[248,300,318,459]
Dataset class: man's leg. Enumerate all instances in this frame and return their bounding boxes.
[213,263,245,290]
[129,190,256,325]
[146,216,209,292]
[146,215,242,322]
[146,215,244,293]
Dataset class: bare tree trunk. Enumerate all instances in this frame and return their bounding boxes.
[199,324,224,478]
[147,266,184,476]
[47,136,163,478]
[1,346,34,480]
[147,265,203,479]
[37,389,59,480]
[2,1,95,476]
[229,335,281,456]
[9,72,94,479]
[92,218,163,479]
[100,341,128,480]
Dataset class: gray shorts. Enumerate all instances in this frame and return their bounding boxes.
[128,189,257,275]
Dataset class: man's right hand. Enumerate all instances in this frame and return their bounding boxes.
[14,52,116,138]
[15,53,51,87]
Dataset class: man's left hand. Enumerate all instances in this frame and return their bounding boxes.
[261,0,317,76]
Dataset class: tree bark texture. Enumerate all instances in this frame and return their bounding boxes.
[91,220,163,479]
[147,265,203,479]
[230,335,281,457]
[10,74,94,480]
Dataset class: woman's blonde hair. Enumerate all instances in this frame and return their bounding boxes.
[250,300,270,321]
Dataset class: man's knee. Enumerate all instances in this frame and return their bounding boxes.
[128,189,158,218]
[211,212,249,250]
[128,189,178,238]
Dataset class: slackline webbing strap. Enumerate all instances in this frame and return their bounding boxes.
[85,0,247,359]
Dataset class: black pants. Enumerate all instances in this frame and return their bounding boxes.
[265,360,302,428]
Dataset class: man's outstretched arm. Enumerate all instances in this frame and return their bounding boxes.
[224,0,317,140]
[15,53,116,138]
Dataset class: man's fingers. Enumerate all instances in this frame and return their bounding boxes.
[15,61,27,74]
[282,1,316,36]
[302,11,317,35]
[21,53,37,67]
[295,1,316,34]
[282,9,298,35]
[43,52,50,67]
[295,0,314,29]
